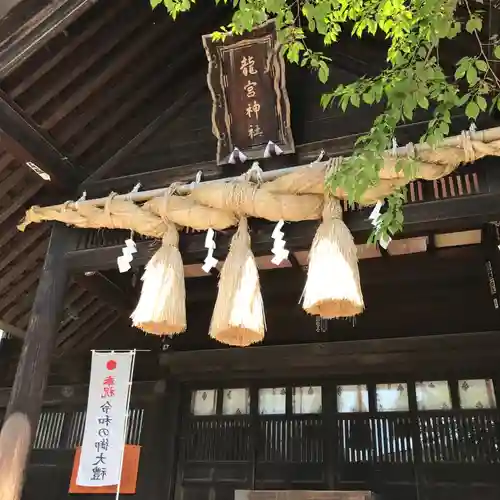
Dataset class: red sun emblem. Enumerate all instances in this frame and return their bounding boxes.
[106,360,117,371]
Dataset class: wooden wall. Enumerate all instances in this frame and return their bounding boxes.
[91,31,475,183]
[16,361,500,500]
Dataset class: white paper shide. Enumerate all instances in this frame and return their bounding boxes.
[77,352,134,487]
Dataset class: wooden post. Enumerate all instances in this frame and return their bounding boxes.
[0,223,76,500]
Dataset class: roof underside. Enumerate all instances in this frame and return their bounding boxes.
[0,0,496,379]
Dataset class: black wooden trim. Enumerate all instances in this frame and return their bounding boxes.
[159,331,500,380]
[0,380,162,408]
[80,114,477,196]
[0,89,85,188]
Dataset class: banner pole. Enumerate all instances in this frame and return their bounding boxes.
[114,350,137,500]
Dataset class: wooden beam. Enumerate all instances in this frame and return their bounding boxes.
[65,191,500,272]
[0,380,160,408]
[82,115,480,196]
[181,245,485,302]
[159,330,500,380]
[0,0,97,78]
[0,222,76,500]
[0,89,85,189]
[0,319,24,339]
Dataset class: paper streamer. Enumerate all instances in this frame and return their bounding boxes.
[228,147,248,164]
[202,228,219,273]
[117,238,137,273]
[264,141,284,158]
[369,201,392,250]
[271,219,289,265]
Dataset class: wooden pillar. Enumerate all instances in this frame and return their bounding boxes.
[135,378,181,500]
[0,223,76,500]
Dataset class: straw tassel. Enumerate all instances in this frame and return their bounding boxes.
[209,217,266,346]
[131,221,186,335]
[301,197,364,318]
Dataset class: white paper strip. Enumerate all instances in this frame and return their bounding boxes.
[77,352,135,487]
[271,219,288,265]
[202,229,218,273]
[117,255,131,273]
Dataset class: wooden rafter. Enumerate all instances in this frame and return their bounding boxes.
[78,3,222,184]
[0,92,136,344]
[0,318,24,339]
[0,89,85,188]
[0,0,98,78]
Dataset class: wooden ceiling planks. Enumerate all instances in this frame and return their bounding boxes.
[0,0,495,361]
[0,0,99,78]
[0,1,185,351]
[0,0,230,354]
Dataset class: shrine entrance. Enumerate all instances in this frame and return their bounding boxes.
[173,375,500,500]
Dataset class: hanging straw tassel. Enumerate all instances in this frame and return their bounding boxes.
[209,217,266,347]
[131,221,186,335]
[301,197,364,318]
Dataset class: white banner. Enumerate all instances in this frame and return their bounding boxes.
[77,351,135,487]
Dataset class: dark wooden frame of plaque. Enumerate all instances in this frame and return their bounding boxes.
[202,20,295,165]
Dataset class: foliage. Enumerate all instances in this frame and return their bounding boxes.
[150,0,500,245]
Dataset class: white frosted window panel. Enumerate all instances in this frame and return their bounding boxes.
[191,390,217,415]
[459,379,496,409]
[259,387,286,415]
[376,383,409,412]
[293,386,322,414]
[223,388,250,415]
[337,384,369,413]
[416,381,451,410]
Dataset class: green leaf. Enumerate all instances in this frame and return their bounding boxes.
[418,95,429,109]
[457,93,470,106]
[454,65,466,80]
[465,101,480,120]
[363,90,375,104]
[466,16,482,34]
[495,46,500,60]
[150,0,163,7]
[318,61,329,84]
[476,95,487,111]
[466,66,478,86]
[476,59,488,72]
[350,93,360,107]
[320,92,334,109]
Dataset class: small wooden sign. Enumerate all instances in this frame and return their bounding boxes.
[69,445,141,494]
[202,20,295,165]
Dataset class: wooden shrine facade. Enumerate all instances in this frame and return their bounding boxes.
[2,2,500,500]
[13,355,500,500]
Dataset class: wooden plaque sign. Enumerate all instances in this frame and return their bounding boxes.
[202,20,295,165]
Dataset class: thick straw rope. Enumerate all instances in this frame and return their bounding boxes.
[17,129,500,235]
